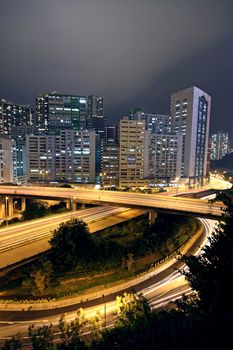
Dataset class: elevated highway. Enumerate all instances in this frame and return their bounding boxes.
[0,186,225,219]
[0,206,145,270]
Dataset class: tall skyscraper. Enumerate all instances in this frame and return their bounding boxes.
[106,125,117,144]
[11,126,35,178]
[118,118,147,188]
[171,86,211,184]
[0,99,32,135]
[0,99,33,181]
[210,131,230,160]
[87,95,104,127]
[36,92,88,134]
[87,95,106,180]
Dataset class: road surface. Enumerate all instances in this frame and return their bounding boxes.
[0,218,217,343]
[0,206,145,269]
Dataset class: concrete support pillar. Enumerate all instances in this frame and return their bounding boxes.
[66,200,71,210]
[72,202,77,211]
[66,199,77,211]
[21,198,26,212]
[149,210,158,225]
[0,197,5,219]
[7,197,14,217]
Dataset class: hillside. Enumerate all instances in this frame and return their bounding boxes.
[211,152,233,172]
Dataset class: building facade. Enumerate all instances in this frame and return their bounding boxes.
[210,131,230,160]
[106,124,117,144]
[0,136,18,184]
[87,95,106,180]
[146,133,182,179]
[0,99,32,135]
[26,130,95,183]
[102,143,119,188]
[171,86,211,184]
[87,95,104,128]
[118,118,146,188]
[36,92,88,134]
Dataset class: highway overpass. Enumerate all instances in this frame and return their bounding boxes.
[0,186,225,220]
[0,206,145,270]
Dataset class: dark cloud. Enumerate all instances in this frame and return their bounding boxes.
[0,0,233,140]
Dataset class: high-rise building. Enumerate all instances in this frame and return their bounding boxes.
[87,95,104,127]
[146,133,182,179]
[0,136,18,184]
[210,131,230,160]
[106,125,118,144]
[129,110,171,134]
[102,143,119,188]
[118,118,147,188]
[26,130,95,183]
[143,114,171,134]
[0,99,32,135]
[11,126,35,178]
[87,95,106,180]
[36,92,88,134]
[171,86,211,184]
[129,107,142,120]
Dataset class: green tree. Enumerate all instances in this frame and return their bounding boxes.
[50,219,95,273]
[126,253,134,272]
[28,324,56,350]
[181,194,233,308]
[88,311,103,341]
[22,200,49,220]
[58,309,87,350]
[23,258,53,295]
[116,293,150,328]
[2,334,22,350]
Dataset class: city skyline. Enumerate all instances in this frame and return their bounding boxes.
[0,0,233,141]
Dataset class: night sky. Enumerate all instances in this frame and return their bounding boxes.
[1,0,233,141]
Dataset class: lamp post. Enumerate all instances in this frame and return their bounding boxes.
[175,177,180,200]
[5,196,8,227]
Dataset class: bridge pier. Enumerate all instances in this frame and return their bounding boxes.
[66,199,77,211]
[21,198,26,212]
[7,197,14,217]
[0,198,5,218]
[0,196,14,218]
[149,210,158,225]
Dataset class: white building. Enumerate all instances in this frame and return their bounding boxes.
[146,133,182,179]
[0,136,18,184]
[130,111,171,134]
[171,86,211,184]
[26,130,96,183]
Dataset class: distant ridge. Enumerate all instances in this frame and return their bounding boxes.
[211,152,233,172]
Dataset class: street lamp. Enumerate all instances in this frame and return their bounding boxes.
[175,177,180,200]
[5,196,8,227]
